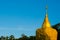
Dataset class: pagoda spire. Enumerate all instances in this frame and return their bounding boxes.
[42,5,51,28]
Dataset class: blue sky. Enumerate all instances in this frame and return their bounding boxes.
[0,0,60,38]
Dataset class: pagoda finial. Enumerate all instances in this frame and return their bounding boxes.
[46,0,48,14]
[46,5,48,14]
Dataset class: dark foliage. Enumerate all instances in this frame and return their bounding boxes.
[0,34,36,40]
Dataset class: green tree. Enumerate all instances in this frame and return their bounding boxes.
[1,36,5,40]
[5,36,9,40]
[29,36,36,40]
[19,34,28,40]
[9,35,15,40]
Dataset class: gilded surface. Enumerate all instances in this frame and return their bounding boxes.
[36,14,58,40]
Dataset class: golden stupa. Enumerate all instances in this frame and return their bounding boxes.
[36,6,58,40]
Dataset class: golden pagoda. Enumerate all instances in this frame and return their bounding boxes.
[36,6,58,40]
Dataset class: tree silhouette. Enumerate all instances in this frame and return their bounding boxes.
[5,36,9,40]
[9,35,15,40]
[29,36,36,40]
[1,36,5,40]
[18,34,29,40]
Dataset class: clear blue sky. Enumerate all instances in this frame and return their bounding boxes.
[0,0,60,38]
